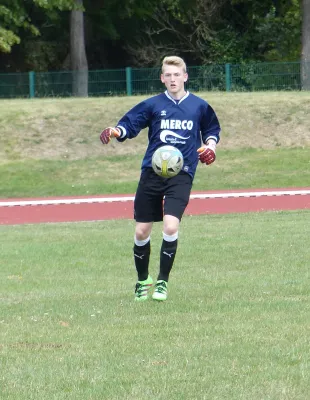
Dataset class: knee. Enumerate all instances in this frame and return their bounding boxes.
[135,223,152,241]
[163,223,178,237]
[163,216,179,236]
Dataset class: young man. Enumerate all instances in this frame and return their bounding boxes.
[100,56,221,302]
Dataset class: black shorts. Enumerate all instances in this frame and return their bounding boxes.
[134,168,193,223]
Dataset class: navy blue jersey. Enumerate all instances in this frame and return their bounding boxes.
[116,91,221,178]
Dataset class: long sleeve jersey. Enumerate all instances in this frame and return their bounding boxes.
[116,90,221,178]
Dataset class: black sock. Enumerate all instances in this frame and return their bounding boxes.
[158,239,178,282]
[133,241,151,281]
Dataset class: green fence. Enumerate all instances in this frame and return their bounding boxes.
[0,62,302,99]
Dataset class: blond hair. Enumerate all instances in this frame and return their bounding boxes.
[162,56,187,73]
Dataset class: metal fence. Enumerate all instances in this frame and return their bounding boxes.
[0,62,302,99]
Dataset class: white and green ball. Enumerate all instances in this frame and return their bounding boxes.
[151,145,184,178]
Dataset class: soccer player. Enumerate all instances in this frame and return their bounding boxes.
[100,56,221,302]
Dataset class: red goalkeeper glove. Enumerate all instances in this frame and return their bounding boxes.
[197,143,216,165]
[100,127,121,144]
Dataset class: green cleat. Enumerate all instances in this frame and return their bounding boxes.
[134,276,153,301]
[152,280,168,301]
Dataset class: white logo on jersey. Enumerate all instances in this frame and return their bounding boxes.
[161,119,193,130]
[160,130,190,144]
[160,110,167,116]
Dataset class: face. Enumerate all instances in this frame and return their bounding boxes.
[161,64,188,98]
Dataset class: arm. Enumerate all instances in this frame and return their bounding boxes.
[198,104,221,165]
[100,101,151,145]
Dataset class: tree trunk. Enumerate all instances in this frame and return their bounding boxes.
[301,0,310,90]
[70,0,88,97]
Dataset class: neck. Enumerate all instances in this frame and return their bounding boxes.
[167,89,187,100]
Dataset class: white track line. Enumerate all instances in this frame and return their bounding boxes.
[1,189,310,207]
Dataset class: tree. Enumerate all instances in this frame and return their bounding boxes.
[302,0,310,89]
[0,0,304,73]
[124,0,302,65]
[0,0,74,53]
[124,0,228,66]
[70,0,88,96]
[0,0,39,53]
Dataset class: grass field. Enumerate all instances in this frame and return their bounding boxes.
[1,147,310,197]
[1,211,310,399]
[1,91,310,198]
[1,92,310,399]
[1,92,310,164]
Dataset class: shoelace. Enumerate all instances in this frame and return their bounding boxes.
[135,283,143,293]
[135,282,151,295]
[155,282,167,293]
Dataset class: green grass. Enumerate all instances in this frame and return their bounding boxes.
[1,92,310,197]
[1,147,310,198]
[1,211,310,399]
[1,93,310,163]
[1,93,310,398]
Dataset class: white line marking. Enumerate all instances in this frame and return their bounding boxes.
[0,196,135,207]
[1,189,310,208]
[191,190,310,199]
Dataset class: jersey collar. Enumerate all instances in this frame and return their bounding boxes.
[164,90,190,105]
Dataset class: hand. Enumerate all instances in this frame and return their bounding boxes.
[100,127,121,144]
[197,143,216,165]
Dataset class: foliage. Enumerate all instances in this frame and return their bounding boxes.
[123,0,302,66]
[0,0,304,70]
[0,26,20,53]
[0,0,75,53]
[0,1,38,53]
[230,0,302,61]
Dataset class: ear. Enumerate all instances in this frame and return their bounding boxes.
[160,74,165,83]
[184,73,188,83]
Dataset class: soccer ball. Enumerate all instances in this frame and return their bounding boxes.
[151,145,184,178]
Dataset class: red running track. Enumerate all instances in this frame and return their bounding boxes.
[1,188,310,225]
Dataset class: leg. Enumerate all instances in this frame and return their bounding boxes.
[134,222,153,281]
[133,222,153,301]
[158,215,179,282]
[153,172,192,301]
[160,171,192,281]
[132,168,165,301]
[152,215,179,301]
